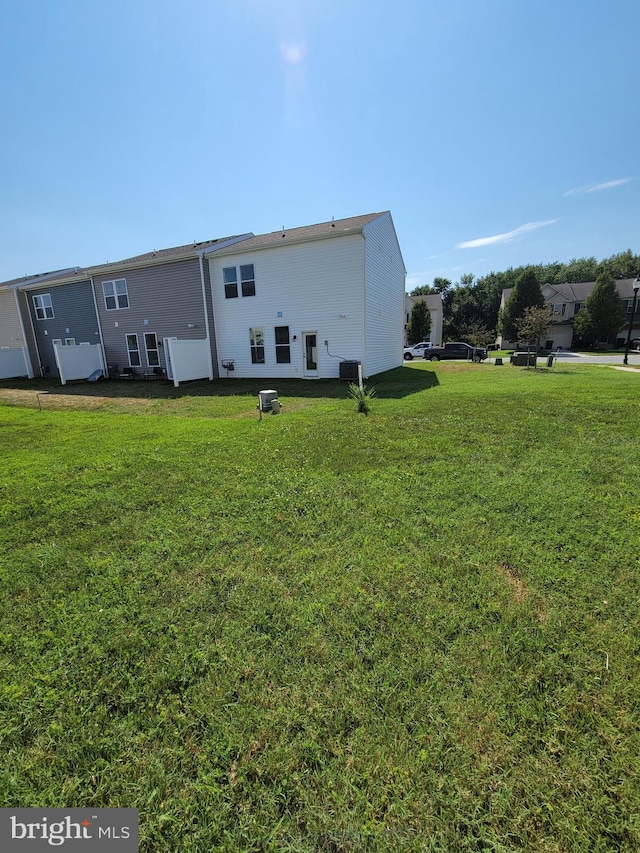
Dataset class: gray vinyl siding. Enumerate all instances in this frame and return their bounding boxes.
[94,258,209,374]
[26,280,99,378]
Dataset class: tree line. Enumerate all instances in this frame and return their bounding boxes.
[408,249,640,345]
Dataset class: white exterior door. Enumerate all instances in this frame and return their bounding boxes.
[302,332,318,377]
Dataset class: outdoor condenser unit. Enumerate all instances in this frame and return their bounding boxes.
[339,360,361,381]
[258,389,279,411]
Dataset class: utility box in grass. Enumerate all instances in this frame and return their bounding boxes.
[512,352,537,366]
[258,389,278,411]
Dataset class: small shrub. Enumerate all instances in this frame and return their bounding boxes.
[347,382,376,415]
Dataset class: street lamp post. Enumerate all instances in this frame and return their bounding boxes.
[623,276,640,365]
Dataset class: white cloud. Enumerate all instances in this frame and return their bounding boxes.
[564,177,633,196]
[456,220,558,250]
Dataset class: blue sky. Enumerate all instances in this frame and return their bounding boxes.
[1,0,638,290]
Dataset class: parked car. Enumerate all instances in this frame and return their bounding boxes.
[403,341,435,360]
[423,342,488,362]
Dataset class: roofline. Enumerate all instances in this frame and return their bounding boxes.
[86,233,255,276]
[1,267,80,291]
[17,272,91,292]
[205,224,375,258]
[12,234,257,289]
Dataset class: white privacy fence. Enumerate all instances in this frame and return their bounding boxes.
[54,343,105,385]
[164,338,212,387]
[0,347,33,379]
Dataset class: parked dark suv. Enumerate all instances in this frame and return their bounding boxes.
[423,342,487,362]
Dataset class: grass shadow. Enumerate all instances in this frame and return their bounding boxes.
[0,367,439,403]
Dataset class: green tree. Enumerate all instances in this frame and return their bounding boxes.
[573,271,625,345]
[406,300,431,345]
[409,284,433,296]
[432,277,452,294]
[515,306,552,368]
[498,269,544,342]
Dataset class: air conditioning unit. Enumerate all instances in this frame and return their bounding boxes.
[339,360,361,381]
[258,389,279,411]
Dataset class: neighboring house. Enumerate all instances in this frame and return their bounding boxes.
[497,278,640,349]
[404,293,443,347]
[85,234,252,380]
[206,212,406,379]
[19,269,101,378]
[0,268,82,378]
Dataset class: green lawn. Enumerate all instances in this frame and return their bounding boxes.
[1,363,639,852]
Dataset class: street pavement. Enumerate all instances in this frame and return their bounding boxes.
[489,352,640,366]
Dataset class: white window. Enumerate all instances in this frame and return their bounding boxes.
[627,299,638,313]
[224,264,256,298]
[126,333,141,367]
[223,267,238,299]
[250,328,265,364]
[574,302,583,314]
[103,279,129,310]
[240,264,255,297]
[65,337,76,346]
[275,326,291,363]
[33,293,54,320]
[52,339,62,347]
[144,332,160,367]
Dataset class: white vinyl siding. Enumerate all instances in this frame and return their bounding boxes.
[209,235,365,378]
[363,212,406,376]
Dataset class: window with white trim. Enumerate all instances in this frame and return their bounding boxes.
[224,264,256,298]
[223,267,238,299]
[144,332,160,366]
[627,298,638,313]
[103,279,129,310]
[250,328,265,364]
[65,337,76,346]
[33,293,54,320]
[126,333,141,367]
[240,264,255,297]
[275,326,291,363]
[574,302,583,314]
[52,339,62,347]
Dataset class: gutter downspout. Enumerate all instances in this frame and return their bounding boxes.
[13,287,35,378]
[199,254,214,380]
[89,276,108,375]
